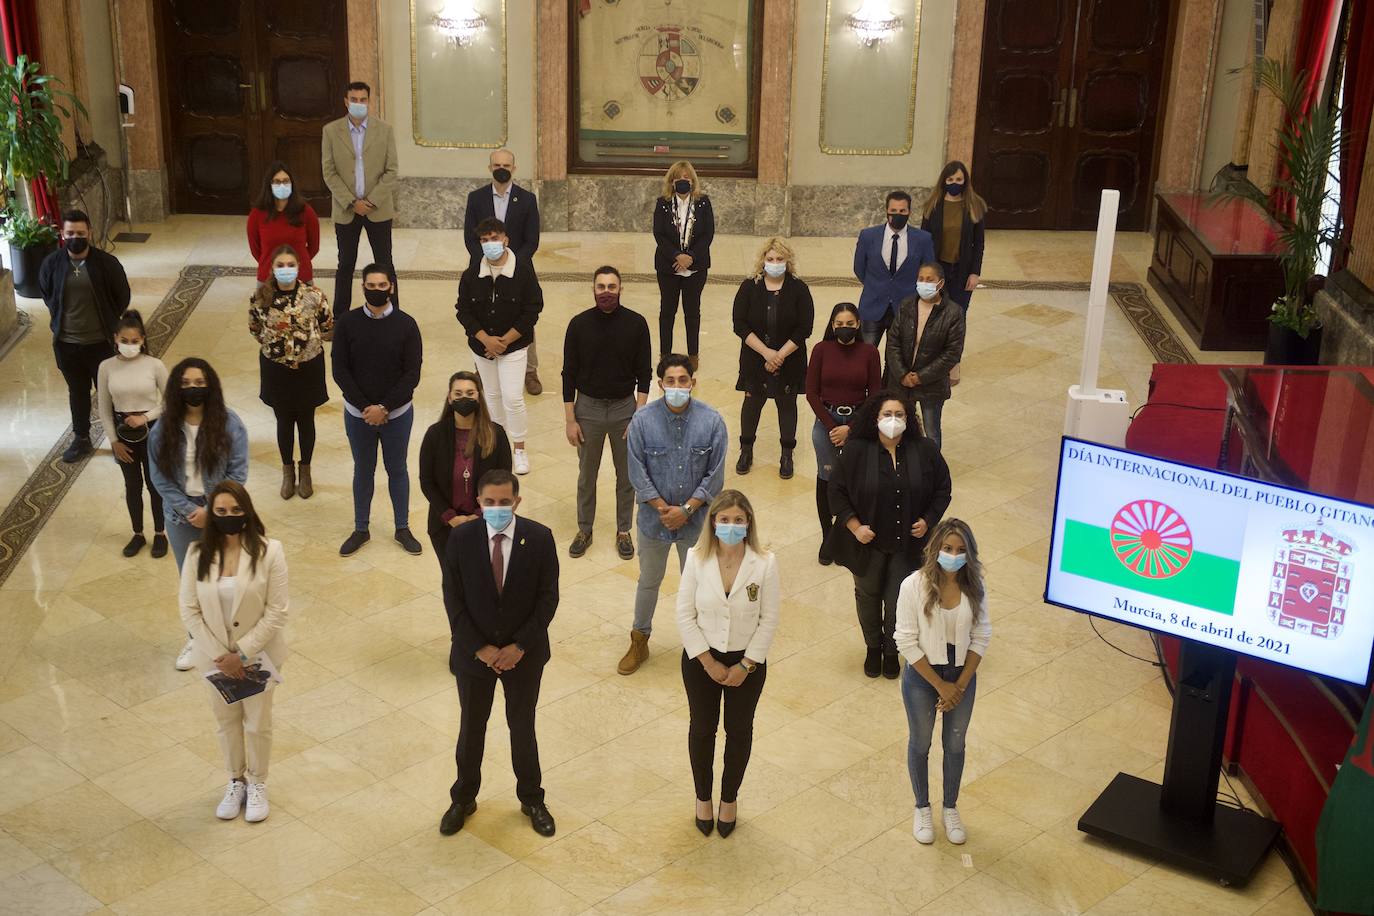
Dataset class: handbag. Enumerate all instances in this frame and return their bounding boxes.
[115,412,149,444]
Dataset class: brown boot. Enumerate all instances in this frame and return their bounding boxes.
[617,630,650,675]
[524,371,543,396]
[297,464,313,499]
[280,463,296,500]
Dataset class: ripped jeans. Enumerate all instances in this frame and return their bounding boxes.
[901,648,977,809]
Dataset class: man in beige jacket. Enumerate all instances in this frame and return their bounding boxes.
[322,81,400,316]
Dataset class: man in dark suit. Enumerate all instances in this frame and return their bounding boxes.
[464,149,543,395]
[439,469,558,837]
[852,191,935,351]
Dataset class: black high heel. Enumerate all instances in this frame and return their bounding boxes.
[717,802,737,838]
[695,800,714,837]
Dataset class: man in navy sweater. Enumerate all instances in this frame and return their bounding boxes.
[331,264,424,557]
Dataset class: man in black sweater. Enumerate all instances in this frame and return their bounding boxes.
[38,209,132,462]
[561,266,653,560]
[332,264,424,557]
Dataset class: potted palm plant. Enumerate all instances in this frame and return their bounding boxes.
[0,55,84,297]
[1218,59,1342,365]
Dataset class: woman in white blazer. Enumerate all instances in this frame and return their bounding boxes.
[676,489,780,838]
[179,480,289,824]
[894,518,990,847]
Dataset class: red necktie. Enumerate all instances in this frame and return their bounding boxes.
[491,533,505,594]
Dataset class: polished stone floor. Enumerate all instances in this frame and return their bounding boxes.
[0,219,1309,914]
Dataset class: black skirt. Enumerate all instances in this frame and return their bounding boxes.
[259,351,328,411]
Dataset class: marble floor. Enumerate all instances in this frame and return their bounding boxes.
[0,219,1310,915]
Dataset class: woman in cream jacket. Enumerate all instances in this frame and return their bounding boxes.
[179,480,289,824]
[676,489,780,838]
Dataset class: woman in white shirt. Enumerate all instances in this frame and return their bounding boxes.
[894,518,990,847]
[179,480,289,824]
[676,489,780,838]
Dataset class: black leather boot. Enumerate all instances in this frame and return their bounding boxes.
[779,447,794,479]
[735,440,754,475]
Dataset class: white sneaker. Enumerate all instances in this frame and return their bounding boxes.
[245,782,269,822]
[175,638,195,671]
[943,806,967,844]
[913,805,935,844]
[513,449,530,475]
[215,781,246,819]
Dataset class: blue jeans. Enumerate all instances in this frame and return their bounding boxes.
[917,397,943,448]
[901,659,977,808]
[164,496,207,571]
[633,536,691,634]
[344,409,414,532]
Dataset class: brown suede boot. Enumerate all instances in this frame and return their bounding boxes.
[617,630,650,675]
[297,464,313,499]
[280,463,296,500]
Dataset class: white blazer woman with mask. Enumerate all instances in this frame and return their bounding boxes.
[676,545,781,661]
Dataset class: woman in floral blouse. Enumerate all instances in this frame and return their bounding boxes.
[249,244,332,500]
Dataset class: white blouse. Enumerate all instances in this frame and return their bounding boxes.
[675,546,780,662]
[894,570,992,667]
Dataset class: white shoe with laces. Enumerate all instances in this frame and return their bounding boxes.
[215,781,246,819]
[912,805,935,844]
[245,782,269,823]
[513,449,530,475]
[943,806,967,844]
[175,638,195,671]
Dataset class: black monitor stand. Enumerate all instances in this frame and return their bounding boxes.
[1077,639,1282,885]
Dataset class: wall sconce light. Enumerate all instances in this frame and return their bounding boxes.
[433,1,486,48]
[847,1,902,47]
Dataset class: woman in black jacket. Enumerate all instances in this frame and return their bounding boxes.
[418,370,513,564]
[827,389,952,679]
[652,161,715,367]
[920,161,987,313]
[733,238,814,480]
[883,263,966,447]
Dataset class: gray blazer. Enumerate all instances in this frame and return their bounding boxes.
[321,115,400,223]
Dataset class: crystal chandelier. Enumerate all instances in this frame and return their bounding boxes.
[433,2,486,48]
[847,1,902,47]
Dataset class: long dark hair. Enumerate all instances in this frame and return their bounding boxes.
[156,358,231,479]
[821,302,862,343]
[196,480,267,581]
[922,160,988,222]
[436,370,498,459]
[850,388,923,441]
[253,160,307,226]
[114,308,150,353]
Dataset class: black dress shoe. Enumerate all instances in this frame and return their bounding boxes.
[122,534,146,558]
[150,533,168,558]
[395,528,423,555]
[340,530,371,556]
[863,647,882,678]
[716,818,736,838]
[882,653,900,679]
[521,801,556,837]
[439,800,477,835]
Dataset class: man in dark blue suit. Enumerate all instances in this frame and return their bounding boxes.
[852,191,935,350]
[439,469,559,838]
[464,149,544,394]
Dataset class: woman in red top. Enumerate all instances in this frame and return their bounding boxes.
[805,302,881,565]
[247,161,320,283]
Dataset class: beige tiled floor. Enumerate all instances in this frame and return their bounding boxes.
[0,219,1308,914]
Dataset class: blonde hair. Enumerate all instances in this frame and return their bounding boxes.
[919,518,986,621]
[751,236,798,280]
[695,489,761,557]
[660,161,702,201]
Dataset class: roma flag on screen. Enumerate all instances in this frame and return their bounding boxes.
[1059,499,1241,614]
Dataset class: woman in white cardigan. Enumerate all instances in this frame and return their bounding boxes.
[179,480,289,824]
[676,489,780,838]
[894,518,990,847]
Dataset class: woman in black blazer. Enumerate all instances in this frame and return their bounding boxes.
[652,161,715,366]
[732,238,814,480]
[418,371,513,564]
[920,161,987,313]
[827,389,951,680]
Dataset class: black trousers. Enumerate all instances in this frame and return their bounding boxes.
[940,259,973,311]
[117,431,164,534]
[656,270,708,356]
[333,215,396,315]
[53,339,114,439]
[739,392,799,450]
[272,406,317,464]
[854,549,916,653]
[450,660,545,807]
[682,648,767,803]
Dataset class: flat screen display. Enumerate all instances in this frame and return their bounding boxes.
[1046,437,1374,685]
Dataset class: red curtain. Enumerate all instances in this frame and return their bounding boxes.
[1271,0,1344,220]
[0,0,60,224]
[1337,1,1374,270]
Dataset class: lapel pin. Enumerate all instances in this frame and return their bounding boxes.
[520,538,526,546]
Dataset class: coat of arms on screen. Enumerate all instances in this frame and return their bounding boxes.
[1268,523,1353,639]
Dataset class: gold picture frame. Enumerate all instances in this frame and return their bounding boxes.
[818,0,921,155]
[410,0,509,148]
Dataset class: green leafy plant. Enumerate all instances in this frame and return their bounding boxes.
[1218,59,1342,338]
[0,55,85,219]
[1,205,58,246]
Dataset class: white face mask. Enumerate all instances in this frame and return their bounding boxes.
[916,281,941,301]
[878,416,907,439]
[117,342,142,359]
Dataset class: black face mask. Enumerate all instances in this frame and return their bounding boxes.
[181,386,209,407]
[363,288,390,308]
[887,213,909,231]
[211,514,247,535]
[65,237,89,255]
[492,167,512,184]
[674,179,692,195]
[451,397,479,417]
[834,327,860,344]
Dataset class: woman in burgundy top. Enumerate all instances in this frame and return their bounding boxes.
[247,160,321,284]
[805,302,882,565]
[418,371,513,565]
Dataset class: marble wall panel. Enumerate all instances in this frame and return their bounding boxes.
[1316,272,1374,366]
[394,177,490,230]
[787,185,932,238]
[126,169,168,223]
[60,148,127,240]
[0,268,15,347]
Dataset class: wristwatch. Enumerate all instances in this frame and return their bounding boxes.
[681,502,695,517]
[738,659,758,674]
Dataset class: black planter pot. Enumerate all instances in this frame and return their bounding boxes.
[8,240,57,298]
[1262,322,1323,366]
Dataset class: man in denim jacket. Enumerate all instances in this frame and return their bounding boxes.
[619,354,728,675]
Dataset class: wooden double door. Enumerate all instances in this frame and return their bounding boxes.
[158,0,349,215]
[973,0,1173,231]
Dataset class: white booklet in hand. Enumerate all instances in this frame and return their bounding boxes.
[204,653,282,705]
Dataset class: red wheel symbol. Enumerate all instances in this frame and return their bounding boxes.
[1110,500,1193,578]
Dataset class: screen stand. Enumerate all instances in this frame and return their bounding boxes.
[1077,639,1281,885]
